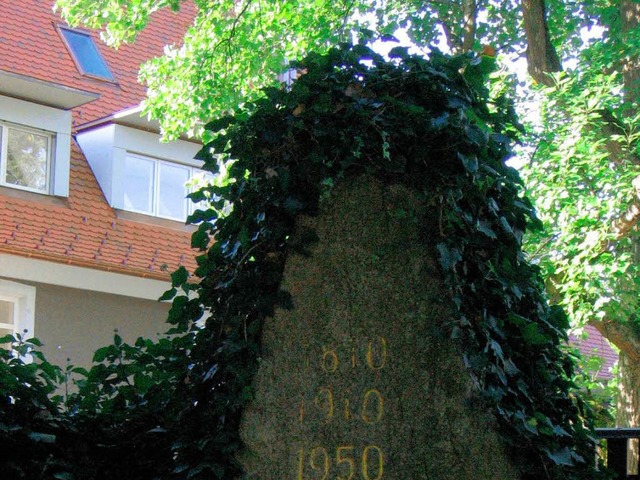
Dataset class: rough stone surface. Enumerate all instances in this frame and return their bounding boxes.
[240,177,517,480]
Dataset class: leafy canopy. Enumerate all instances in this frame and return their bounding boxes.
[1,43,607,479]
[54,0,572,140]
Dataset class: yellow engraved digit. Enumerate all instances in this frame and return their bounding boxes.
[361,389,384,424]
[315,387,334,421]
[310,447,329,480]
[351,346,356,368]
[321,347,339,373]
[299,396,305,423]
[366,337,387,370]
[343,398,350,420]
[336,445,355,480]
[362,445,384,480]
[297,448,304,480]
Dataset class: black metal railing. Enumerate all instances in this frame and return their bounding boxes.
[596,427,640,479]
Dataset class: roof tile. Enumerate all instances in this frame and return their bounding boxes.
[0,2,201,281]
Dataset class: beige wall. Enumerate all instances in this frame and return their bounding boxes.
[24,280,170,368]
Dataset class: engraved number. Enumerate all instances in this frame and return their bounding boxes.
[296,446,383,479]
[362,445,384,480]
[366,337,387,370]
[336,445,355,480]
[310,447,330,480]
[321,347,339,373]
[361,389,384,424]
[314,387,334,420]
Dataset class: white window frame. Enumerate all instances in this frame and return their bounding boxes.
[0,121,54,194]
[0,95,72,197]
[0,280,36,342]
[58,26,115,82]
[123,152,201,221]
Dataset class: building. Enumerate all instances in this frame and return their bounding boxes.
[572,324,618,381]
[0,1,202,368]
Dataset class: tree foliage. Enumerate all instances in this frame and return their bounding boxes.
[53,0,564,140]
[519,0,640,426]
[11,0,639,476]
[1,42,608,479]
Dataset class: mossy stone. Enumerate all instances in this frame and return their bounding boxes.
[240,177,516,480]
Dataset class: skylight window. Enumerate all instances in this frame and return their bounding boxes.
[59,27,114,81]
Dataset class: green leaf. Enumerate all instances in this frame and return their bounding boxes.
[159,287,177,302]
[522,323,550,345]
[171,266,189,287]
[546,447,575,466]
[436,243,462,270]
[477,220,497,239]
[92,347,108,363]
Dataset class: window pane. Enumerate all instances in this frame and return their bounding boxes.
[158,163,189,220]
[0,300,14,328]
[0,300,15,347]
[60,28,114,80]
[6,128,48,192]
[124,155,154,214]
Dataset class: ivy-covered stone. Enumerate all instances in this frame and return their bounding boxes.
[0,43,609,480]
[240,177,517,479]
[184,43,605,480]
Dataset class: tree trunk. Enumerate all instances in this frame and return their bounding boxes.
[440,0,478,54]
[592,318,640,472]
[614,6,640,464]
[617,351,640,473]
[521,0,562,86]
[620,0,640,100]
[462,0,478,52]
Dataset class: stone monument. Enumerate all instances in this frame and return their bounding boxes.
[240,177,516,479]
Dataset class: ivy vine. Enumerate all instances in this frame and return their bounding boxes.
[0,43,608,480]
[173,43,607,479]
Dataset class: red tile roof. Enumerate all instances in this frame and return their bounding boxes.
[0,1,201,280]
[571,325,618,380]
[0,144,198,280]
[0,0,197,126]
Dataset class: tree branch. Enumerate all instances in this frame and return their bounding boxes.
[612,175,640,240]
[591,317,640,362]
[521,0,562,86]
[596,108,636,165]
[461,0,478,52]
[620,0,640,103]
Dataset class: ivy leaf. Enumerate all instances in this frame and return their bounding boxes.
[458,152,478,174]
[134,372,155,395]
[499,216,513,234]
[431,113,449,130]
[388,46,410,59]
[93,346,110,363]
[52,473,75,480]
[204,364,219,382]
[477,220,497,239]
[192,226,211,250]
[546,447,575,466]
[436,243,462,270]
[522,323,550,345]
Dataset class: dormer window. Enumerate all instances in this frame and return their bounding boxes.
[0,95,72,197]
[123,154,198,221]
[0,122,52,193]
[59,26,115,81]
[76,123,203,223]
